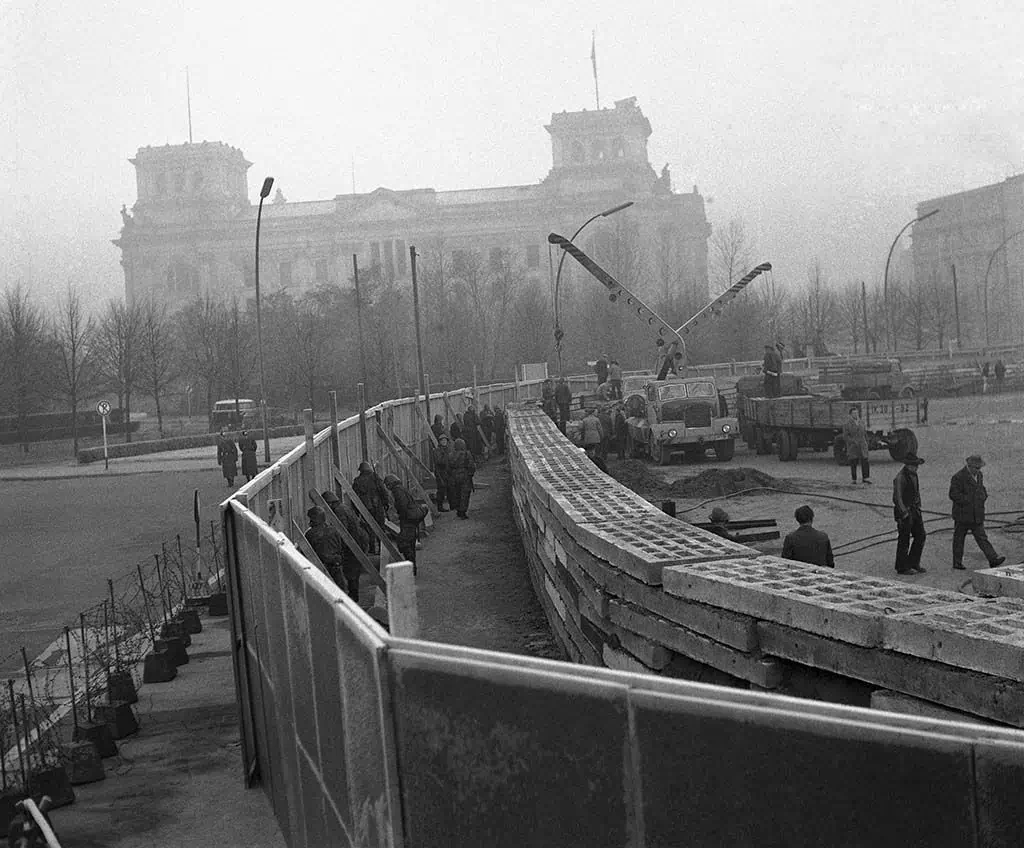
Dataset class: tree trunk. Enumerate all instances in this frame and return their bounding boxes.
[124,389,132,443]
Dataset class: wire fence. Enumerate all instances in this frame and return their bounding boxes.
[0,524,226,797]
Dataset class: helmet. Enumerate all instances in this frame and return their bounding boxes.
[358,461,373,473]
[321,490,340,504]
[383,474,401,487]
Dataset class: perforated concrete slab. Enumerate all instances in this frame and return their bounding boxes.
[884,597,1024,681]
[548,492,661,529]
[571,517,753,585]
[973,564,1024,600]
[663,557,972,646]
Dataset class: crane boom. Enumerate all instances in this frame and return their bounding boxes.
[676,262,773,335]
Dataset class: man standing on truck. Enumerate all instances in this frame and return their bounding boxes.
[762,344,783,397]
[893,452,927,575]
[841,406,871,485]
[595,354,609,386]
[554,376,573,434]
[949,455,1006,571]
[608,359,623,399]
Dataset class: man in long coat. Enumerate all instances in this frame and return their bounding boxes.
[949,454,1005,570]
[841,406,870,484]
[448,437,476,519]
[431,434,453,511]
[237,429,258,481]
[762,344,783,397]
[216,430,238,487]
[352,461,389,553]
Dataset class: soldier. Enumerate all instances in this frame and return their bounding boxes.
[430,414,446,440]
[541,377,557,421]
[949,455,1006,571]
[893,452,927,575]
[237,429,259,482]
[305,506,349,591]
[352,461,389,554]
[480,405,495,451]
[463,404,481,458]
[995,359,1006,392]
[384,474,427,572]
[493,406,507,454]
[782,505,835,568]
[448,437,476,518]
[581,408,604,466]
[321,490,367,602]
[554,376,573,433]
[216,429,238,487]
[450,414,463,442]
[432,433,453,511]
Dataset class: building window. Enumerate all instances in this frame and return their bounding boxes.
[395,239,407,276]
[279,261,293,288]
[591,140,607,161]
[167,260,196,293]
[571,141,585,163]
[526,244,541,269]
[315,259,329,283]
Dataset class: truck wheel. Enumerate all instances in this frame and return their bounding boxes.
[755,428,772,455]
[888,428,918,462]
[867,391,881,400]
[833,438,848,464]
[899,386,915,398]
[659,445,673,466]
[777,431,795,462]
[715,440,735,462]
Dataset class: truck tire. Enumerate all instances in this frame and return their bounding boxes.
[833,437,847,464]
[867,391,881,400]
[777,430,797,462]
[755,428,772,455]
[659,445,673,466]
[888,428,918,462]
[715,440,735,462]
[899,386,915,398]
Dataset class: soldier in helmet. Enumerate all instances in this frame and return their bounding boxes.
[321,490,367,602]
[352,461,389,553]
[305,506,348,591]
[384,474,426,572]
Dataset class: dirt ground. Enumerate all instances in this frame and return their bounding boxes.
[607,391,1024,594]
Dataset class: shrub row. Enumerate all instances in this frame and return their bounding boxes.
[76,425,308,464]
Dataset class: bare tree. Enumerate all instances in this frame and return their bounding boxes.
[96,300,143,441]
[925,270,954,351]
[0,285,49,452]
[794,259,838,355]
[710,218,754,293]
[51,283,97,453]
[837,282,864,353]
[178,295,231,424]
[139,298,177,437]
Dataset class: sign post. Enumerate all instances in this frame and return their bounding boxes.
[96,400,111,470]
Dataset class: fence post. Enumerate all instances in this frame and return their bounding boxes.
[329,391,340,470]
[385,561,419,638]
[303,409,314,500]
[357,382,369,464]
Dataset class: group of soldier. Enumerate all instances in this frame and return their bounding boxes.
[215,429,260,486]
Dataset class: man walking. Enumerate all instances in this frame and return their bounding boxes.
[237,429,258,482]
[949,454,1006,571]
[782,505,835,568]
[893,452,927,575]
[841,406,870,484]
[448,437,476,518]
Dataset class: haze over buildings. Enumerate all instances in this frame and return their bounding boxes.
[3,1,1022,311]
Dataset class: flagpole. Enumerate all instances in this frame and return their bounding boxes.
[591,31,600,109]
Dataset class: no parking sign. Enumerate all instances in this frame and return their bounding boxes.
[97,400,111,469]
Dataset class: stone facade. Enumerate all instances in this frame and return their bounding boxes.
[913,174,1024,346]
[114,97,710,309]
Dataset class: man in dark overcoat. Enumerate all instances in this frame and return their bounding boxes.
[352,461,389,553]
[782,505,835,568]
[237,429,258,481]
[949,454,1005,570]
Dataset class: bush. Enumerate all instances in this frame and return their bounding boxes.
[76,425,308,464]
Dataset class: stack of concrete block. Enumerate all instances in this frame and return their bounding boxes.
[507,407,1024,726]
[973,564,1024,599]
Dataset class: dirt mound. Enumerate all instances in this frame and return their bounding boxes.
[611,460,789,501]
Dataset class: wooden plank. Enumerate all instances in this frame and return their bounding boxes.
[375,423,437,523]
[385,562,419,638]
[331,466,403,563]
[308,488,387,590]
[414,403,440,449]
[292,519,330,578]
[392,431,436,481]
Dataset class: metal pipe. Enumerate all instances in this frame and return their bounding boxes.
[883,208,939,352]
[410,246,430,430]
[353,254,369,396]
[255,176,274,464]
[982,227,1024,348]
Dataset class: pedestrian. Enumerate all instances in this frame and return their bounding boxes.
[949,454,1006,571]
[595,353,609,386]
[762,344,783,397]
[782,505,835,568]
[480,404,495,452]
[995,359,1006,393]
[384,474,427,574]
[982,361,990,394]
[493,406,506,454]
[216,429,238,487]
[463,404,481,458]
[238,429,258,482]
[305,506,349,591]
[841,406,871,484]
[321,490,368,602]
[352,461,389,553]
[608,359,623,399]
[707,506,737,541]
[541,377,557,421]
[554,376,572,434]
[431,414,446,440]
[581,407,603,463]
[448,437,476,518]
[893,452,927,575]
[432,433,452,511]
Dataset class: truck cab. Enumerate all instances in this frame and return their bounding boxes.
[623,376,737,465]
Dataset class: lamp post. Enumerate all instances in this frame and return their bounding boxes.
[552,201,634,373]
[883,208,939,352]
[983,227,1024,348]
[254,176,274,464]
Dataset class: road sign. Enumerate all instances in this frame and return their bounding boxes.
[96,400,112,417]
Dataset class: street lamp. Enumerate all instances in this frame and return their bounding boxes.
[254,176,274,464]
[883,208,940,352]
[983,228,1024,348]
[552,201,634,372]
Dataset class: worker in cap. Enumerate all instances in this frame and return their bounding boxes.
[893,452,927,575]
[707,506,736,541]
[949,455,1005,570]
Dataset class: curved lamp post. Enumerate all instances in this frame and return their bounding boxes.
[552,201,634,373]
[255,176,274,464]
[983,227,1024,348]
[883,208,939,352]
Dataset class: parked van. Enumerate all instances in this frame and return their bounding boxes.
[210,398,259,431]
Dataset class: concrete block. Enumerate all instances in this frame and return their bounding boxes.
[602,643,651,674]
[632,689,976,848]
[973,564,1024,599]
[664,557,970,647]
[883,597,1024,681]
[544,576,568,622]
[758,621,1024,728]
[547,491,656,529]
[974,738,1024,847]
[608,599,780,688]
[870,689,995,725]
[579,595,671,670]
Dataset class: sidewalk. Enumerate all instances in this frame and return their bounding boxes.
[46,616,284,848]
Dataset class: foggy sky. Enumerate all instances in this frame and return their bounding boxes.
[2,0,1021,310]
